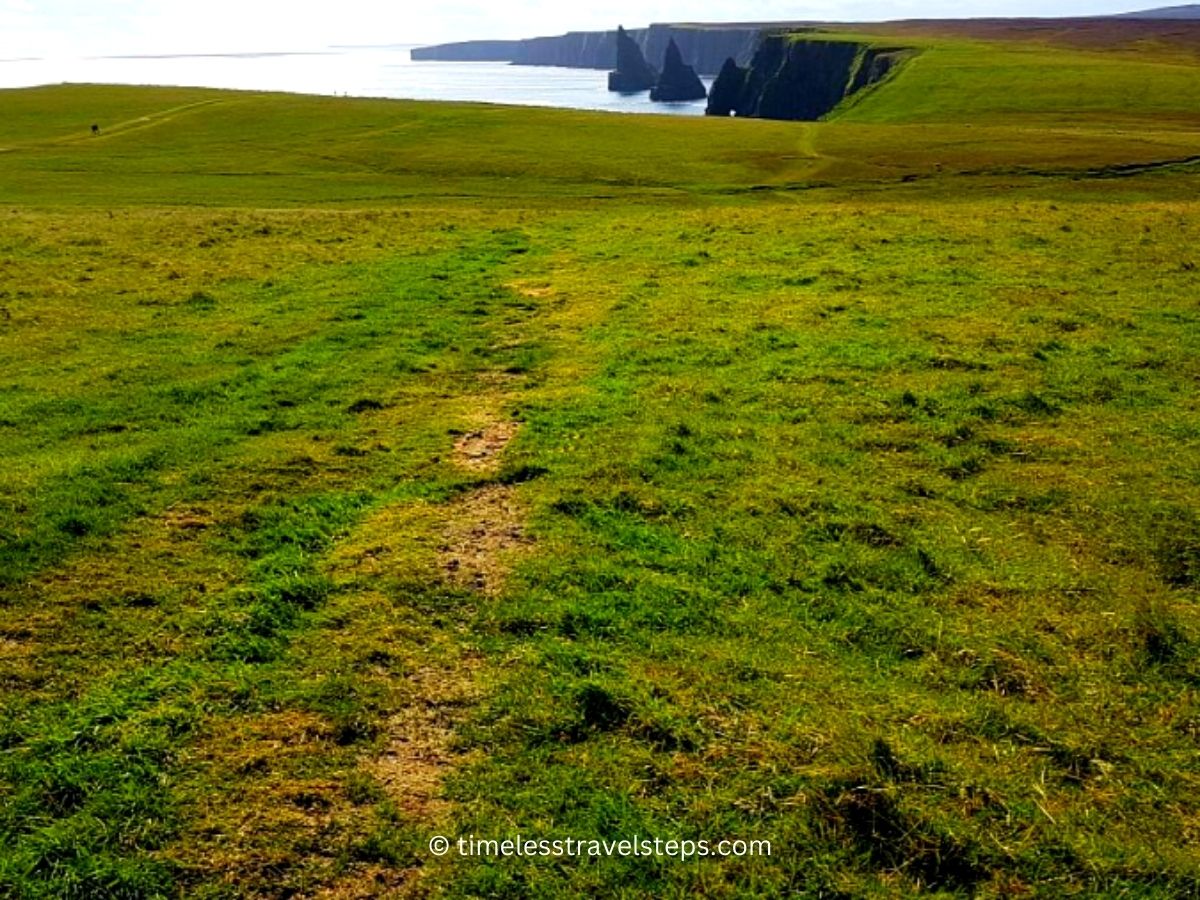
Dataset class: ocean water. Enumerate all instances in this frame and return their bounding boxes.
[0,45,712,116]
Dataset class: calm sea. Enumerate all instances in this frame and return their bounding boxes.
[0,45,712,116]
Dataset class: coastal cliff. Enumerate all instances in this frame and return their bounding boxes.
[706,36,911,120]
[412,24,762,76]
[639,25,761,76]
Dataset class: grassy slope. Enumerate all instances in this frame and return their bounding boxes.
[1,30,1199,899]
[840,38,1200,127]
[0,85,827,204]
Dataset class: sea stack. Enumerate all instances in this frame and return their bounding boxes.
[706,57,748,116]
[607,25,658,92]
[650,38,707,102]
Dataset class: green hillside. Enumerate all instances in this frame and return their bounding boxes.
[838,36,1200,126]
[1,29,1199,898]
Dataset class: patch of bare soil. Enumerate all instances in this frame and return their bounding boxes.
[507,282,555,299]
[159,504,215,534]
[330,665,483,899]
[452,420,519,472]
[441,417,530,594]
[365,662,481,819]
[439,485,529,595]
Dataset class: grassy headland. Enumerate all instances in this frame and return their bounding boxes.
[1,25,1198,898]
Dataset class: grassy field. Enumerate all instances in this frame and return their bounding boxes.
[1,24,1199,899]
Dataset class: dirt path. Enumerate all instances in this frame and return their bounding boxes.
[439,419,528,594]
[324,409,529,894]
[451,420,520,472]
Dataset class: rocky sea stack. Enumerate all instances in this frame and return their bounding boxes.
[706,57,746,116]
[607,25,658,92]
[650,38,707,102]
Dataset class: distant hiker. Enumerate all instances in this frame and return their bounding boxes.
[91,123,100,135]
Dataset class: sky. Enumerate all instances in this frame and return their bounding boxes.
[0,0,1151,58]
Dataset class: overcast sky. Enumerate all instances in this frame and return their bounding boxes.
[1,0,1148,58]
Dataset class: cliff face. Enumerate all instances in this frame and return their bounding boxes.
[516,31,620,68]
[639,25,761,75]
[409,40,523,62]
[410,32,619,67]
[412,25,761,76]
[705,37,911,120]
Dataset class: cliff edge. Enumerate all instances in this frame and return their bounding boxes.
[706,36,912,120]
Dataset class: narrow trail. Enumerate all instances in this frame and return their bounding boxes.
[9,98,234,153]
[83,98,231,138]
[440,419,528,594]
[333,402,532,895]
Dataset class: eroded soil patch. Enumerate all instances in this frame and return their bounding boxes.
[442,417,530,594]
[365,660,482,819]
[440,485,529,595]
[452,420,520,472]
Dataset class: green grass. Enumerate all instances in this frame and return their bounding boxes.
[838,37,1200,127]
[2,28,1200,898]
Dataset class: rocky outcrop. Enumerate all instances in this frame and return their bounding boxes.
[706,36,911,120]
[650,38,707,101]
[608,25,658,92]
[706,57,746,116]
[413,24,763,76]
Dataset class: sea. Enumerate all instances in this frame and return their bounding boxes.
[0,45,713,116]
